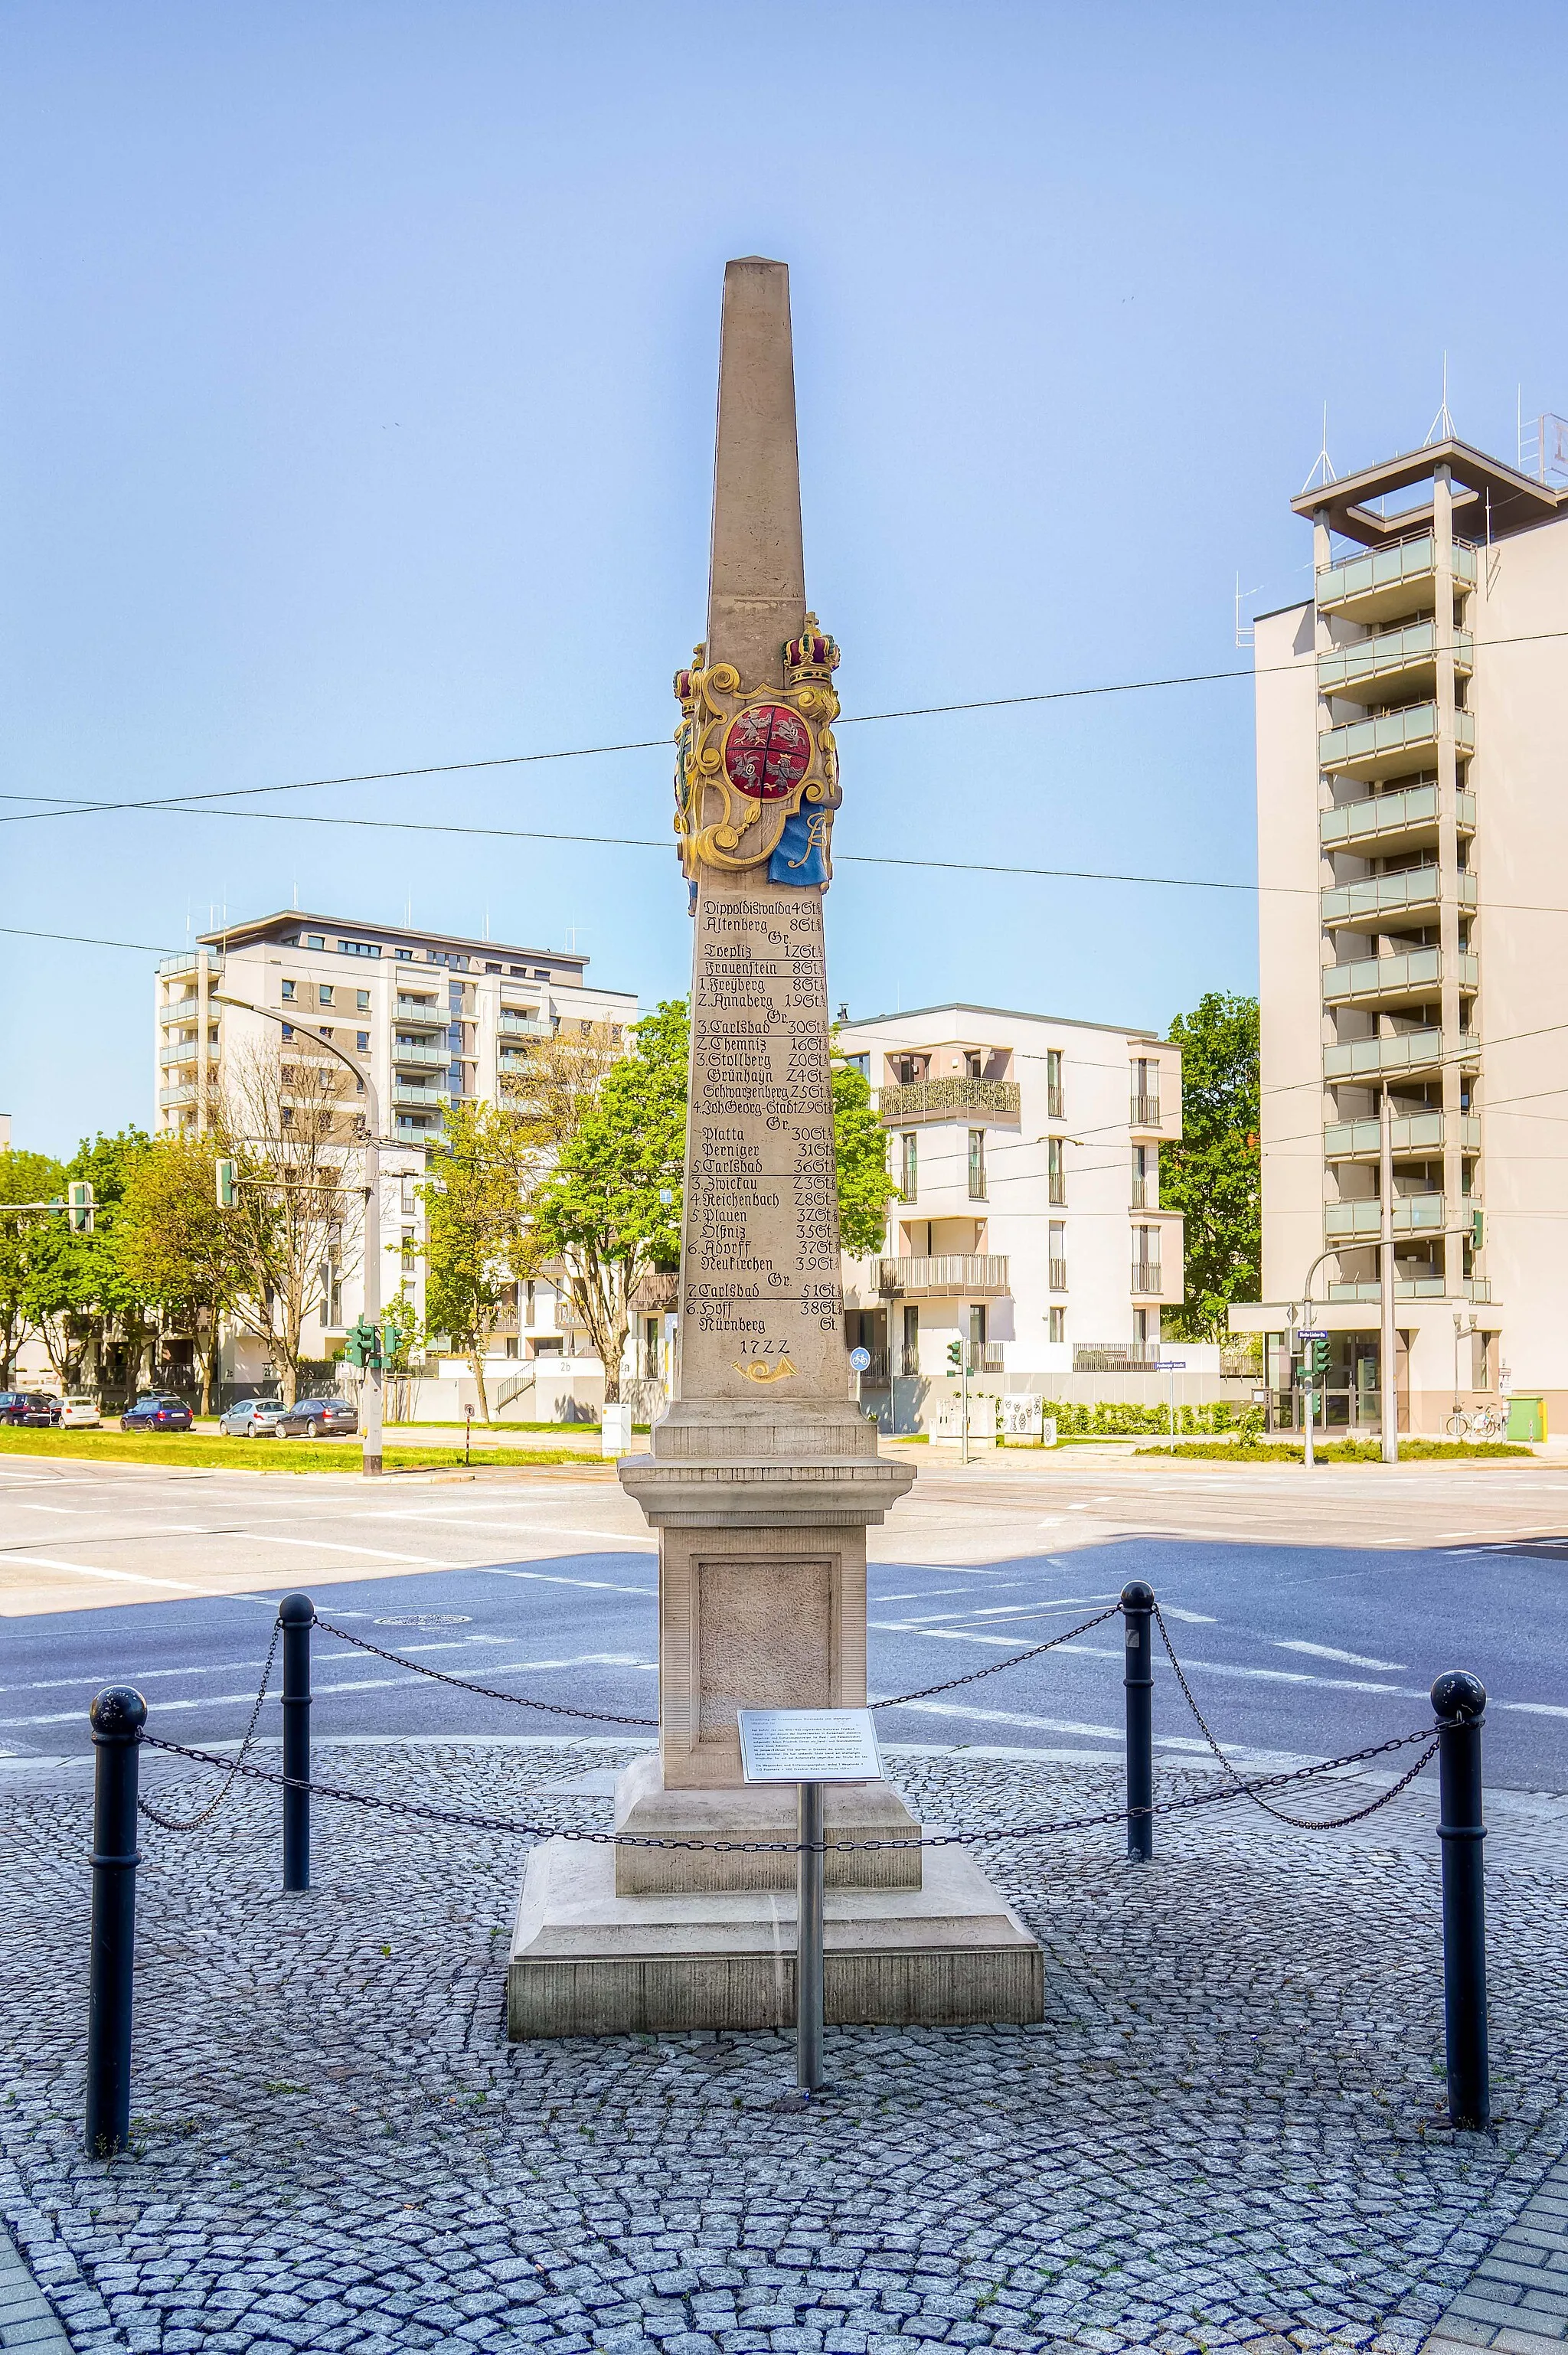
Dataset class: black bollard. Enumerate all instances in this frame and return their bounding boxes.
[1121,1580,1155,1862]
[86,1687,146,2157]
[279,1593,314,1892]
[1432,1670,1490,2132]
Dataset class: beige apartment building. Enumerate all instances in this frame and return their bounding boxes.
[836,1003,1185,1429]
[1233,431,1568,1434]
[153,910,637,1395]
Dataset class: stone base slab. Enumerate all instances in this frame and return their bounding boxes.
[612,1751,923,1893]
[507,1834,1043,2038]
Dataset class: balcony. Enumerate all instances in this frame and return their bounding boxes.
[394,1113,442,1138]
[1074,1342,1161,1371]
[874,1255,1011,1298]
[1322,948,1477,1008]
[1318,702,1473,783]
[392,1081,450,1109]
[498,1012,552,1037]
[877,1077,1021,1127]
[158,1040,204,1068]
[1324,1112,1479,1160]
[1048,1256,1067,1292]
[392,1040,449,1069]
[1316,533,1477,624]
[1328,1277,1492,1305]
[1130,1262,1164,1297]
[1318,622,1473,704]
[158,1084,197,1109]
[156,952,222,981]
[394,998,446,1029]
[1325,1194,1446,1240]
[159,994,203,1025]
[1318,783,1475,856]
[1129,1093,1162,1131]
[1321,867,1476,929]
[1325,1028,1479,1083]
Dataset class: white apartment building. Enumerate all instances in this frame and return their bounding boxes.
[836,1003,1184,1427]
[1233,430,1568,1436]
[152,910,637,1397]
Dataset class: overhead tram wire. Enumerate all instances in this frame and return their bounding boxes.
[4,621,1567,834]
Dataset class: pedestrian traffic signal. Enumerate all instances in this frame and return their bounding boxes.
[67,1181,94,1235]
[1471,1208,1485,1250]
[214,1158,238,1210]
[947,1339,964,1373]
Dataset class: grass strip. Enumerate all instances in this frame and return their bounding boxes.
[0,1429,609,1475]
[1132,1437,1531,1463]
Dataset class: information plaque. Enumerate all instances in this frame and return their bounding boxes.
[737,1708,884,1785]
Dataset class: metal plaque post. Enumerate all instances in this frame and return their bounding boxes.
[796,1780,825,2094]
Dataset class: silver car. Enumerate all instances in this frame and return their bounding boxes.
[219,1398,286,1438]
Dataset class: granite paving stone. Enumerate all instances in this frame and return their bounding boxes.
[5,1741,1568,2353]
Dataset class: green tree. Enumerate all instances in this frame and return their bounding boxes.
[24,1131,159,1394]
[534,1001,688,1403]
[831,1046,898,1253]
[114,1135,246,1413]
[1160,991,1261,1340]
[420,1099,545,1422]
[0,1147,64,1384]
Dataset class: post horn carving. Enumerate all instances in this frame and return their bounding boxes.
[673,618,841,891]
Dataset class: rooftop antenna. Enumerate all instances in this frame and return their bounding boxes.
[1233,572,1264,650]
[405,890,413,926]
[1424,353,1455,447]
[292,877,299,910]
[1300,403,1336,494]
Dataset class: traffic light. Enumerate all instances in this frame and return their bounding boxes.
[1471,1207,1485,1250]
[345,1315,383,1371]
[67,1181,94,1236]
[947,1338,964,1373]
[1311,1336,1331,1380]
[215,1158,238,1209]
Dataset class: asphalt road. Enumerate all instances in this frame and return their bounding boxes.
[2,1451,1566,1791]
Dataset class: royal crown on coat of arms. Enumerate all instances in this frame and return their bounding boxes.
[671,620,842,897]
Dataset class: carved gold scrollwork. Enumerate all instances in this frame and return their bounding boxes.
[671,629,841,886]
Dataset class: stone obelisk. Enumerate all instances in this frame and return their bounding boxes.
[507,260,1042,2037]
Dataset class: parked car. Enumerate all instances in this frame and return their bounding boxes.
[119,1393,194,1432]
[218,1398,286,1438]
[57,1395,101,1429]
[276,1396,358,1439]
[0,1390,60,1428]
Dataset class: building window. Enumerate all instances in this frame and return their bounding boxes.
[281,1106,294,1127]
[1049,1221,1067,1292]
[1132,1225,1162,1294]
[356,1031,371,1050]
[281,979,296,1001]
[395,948,413,962]
[1049,1307,1066,1344]
[525,1279,535,1328]
[318,985,334,1008]
[893,1054,925,1085]
[1047,1135,1066,1205]
[900,1132,918,1200]
[969,1305,987,1358]
[356,990,371,1011]
[305,933,325,949]
[968,1129,987,1200]
[845,1053,869,1077]
[1132,1145,1156,1209]
[280,1022,294,1040]
[1132,1058,1160,1126]
[400,1176,417,1214]
[1046,1049,1063,1121]
[901,1304,920,1377]
[964,1050,982,1078]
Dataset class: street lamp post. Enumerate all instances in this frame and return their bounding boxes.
[216,996,387,1479]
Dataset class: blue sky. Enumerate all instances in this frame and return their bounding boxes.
[4,2,1566,1153]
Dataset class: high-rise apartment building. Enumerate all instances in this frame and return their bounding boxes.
[836,1003,1184,1422]
[1235,432,1568,1432]
[152,910,637,1391]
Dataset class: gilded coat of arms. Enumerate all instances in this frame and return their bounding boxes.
[673,618,841,895]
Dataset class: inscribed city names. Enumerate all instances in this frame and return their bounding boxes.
[681,874,845,1402]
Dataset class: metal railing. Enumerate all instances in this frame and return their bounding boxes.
[1319,783,1475,851]
[1325,1110,1479,1158]
[1073,1341,1161,1370]
[1129,1093,1161,1129]
[1318,702,1473,776]
[1130,1262,1164,1296]
[877,1077,1021,1125]
[1318,620,1473,697]
[1324,1027,1479,1081]
[1321,868,1477,925]
[1325,1193,1446,1240]
[1048,1257,1067,1292]
[394,999,446,1027]
[391,1040,449,1068]
[874,1255,1011,1297]
[1316,532,1477,609]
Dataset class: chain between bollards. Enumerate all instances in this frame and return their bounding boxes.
[1432,1669,1491,2133]
[279,1594,313,1893]
[1121,1581,1154,1862]
[85,1686,146,2158]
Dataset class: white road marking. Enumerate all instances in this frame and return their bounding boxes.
[1159,1607,1219,1625]
[1497,1700,1568,1720]
[1,1652,658,1727]
[484,1568,656,1597]
[0,1553,198,1591]
[1273,1640,1406,1670]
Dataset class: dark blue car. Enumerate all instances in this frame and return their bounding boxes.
[119,1393,194,1432]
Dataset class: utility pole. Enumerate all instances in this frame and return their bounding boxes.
[1302,1301,1316,1470]
[216,996,386,1478]
[1380,1084,1399,1464]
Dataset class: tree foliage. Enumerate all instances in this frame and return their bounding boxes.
[830,1049,898,1254]
[23,1131,160,1392]
[420,1099,546,1421]
[0,1147,64,1384]
[1159,991,1261,1340]
[114,1133,247,1412]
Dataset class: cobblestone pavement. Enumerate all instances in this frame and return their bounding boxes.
[4,1738,1568,2355]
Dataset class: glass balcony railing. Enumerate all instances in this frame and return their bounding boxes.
[1323,1112,1479,1159]
[391,1081,450,1109]
[158,1083,197,1109]
[155,951,222,980]
[873,1255,1011,1297]
[1316,533,1477,618]
[1321,948,1477,1007]
[391,1040,449,1068]
[1318,702,1473,779]
[1328,1276,1491,1304]
[394,998,446,1027]
[1319,783,1474,851]
[1321,868,1476,926]
[1318,622,1473,699]
[498,1012,552,1037]
[1325,1028,1481,1082]
[1325,1194,1446,1240]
